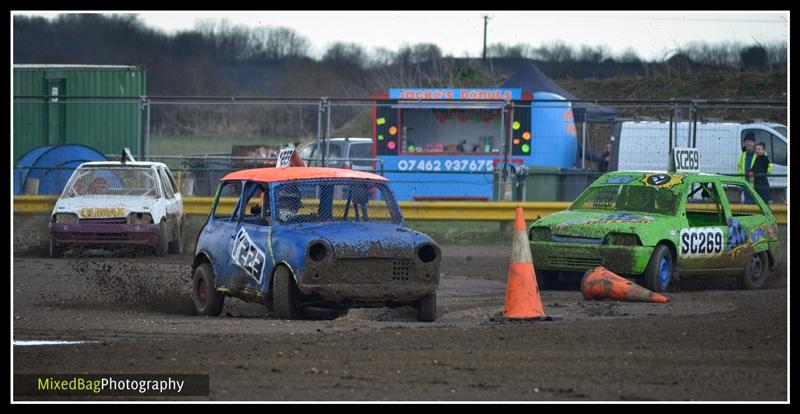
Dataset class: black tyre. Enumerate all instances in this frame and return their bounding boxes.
[168,218,183,254]
[49,237,62,258]
[536,270,559,290]
[417,293,437,322]
[155,220,169,257]
[740,251,769,289]
[642,244,673,293]
[273,266,301,319]
[191,263,224,316]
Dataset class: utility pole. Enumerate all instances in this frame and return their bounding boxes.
[482,15,490,62]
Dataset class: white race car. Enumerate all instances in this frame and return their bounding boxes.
[48,160,184,257]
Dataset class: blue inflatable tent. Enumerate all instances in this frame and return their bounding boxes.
[14,144,108,195]
[501,61,617,123]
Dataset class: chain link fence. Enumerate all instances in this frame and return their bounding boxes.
[13,95,787,203]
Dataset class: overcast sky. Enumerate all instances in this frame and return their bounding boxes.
[17,11,789,60]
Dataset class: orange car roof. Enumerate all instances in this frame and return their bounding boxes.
[222,167,389,183]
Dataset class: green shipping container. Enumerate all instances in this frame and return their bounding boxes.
[13,65,146,162]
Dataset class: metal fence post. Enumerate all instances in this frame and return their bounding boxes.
[499,103,513,233]
[317,98,325,167]
[145,97,151,160]
[581,120,587,169]
[691,102,698,148]
[325,99,332,167]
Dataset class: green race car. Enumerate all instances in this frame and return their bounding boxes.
[529,171,780,292]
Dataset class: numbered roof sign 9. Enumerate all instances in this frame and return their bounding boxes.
[276,148,295,168]
[674,147,700,173]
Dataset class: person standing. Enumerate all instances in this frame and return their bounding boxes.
[738,132,758,204]
[599,142,612,172]
[749,142,771,204]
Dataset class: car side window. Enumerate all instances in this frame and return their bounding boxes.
[212,182,241,220]
[349,143,372,167]
[299,144,315,160]
[239,181,270,226]
[722,183,767,216]
[685,182,725,227]
[741,129,771,147]
[770,136,787,165]
[158,168,175,199]
[165,167,180,195]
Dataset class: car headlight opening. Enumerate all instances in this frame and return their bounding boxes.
[604,233,642,246]
[529,227,551,241]
[127,212,154,224]
[53,213,79,224]
[309,242,328,262]
[417,244,437,263]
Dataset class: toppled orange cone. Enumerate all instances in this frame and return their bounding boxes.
[501,206,553,320]
[581,266,668,303]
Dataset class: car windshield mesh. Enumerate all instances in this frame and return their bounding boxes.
[274,180,401,225]
[570,185,680,216]
[63,167,160,198]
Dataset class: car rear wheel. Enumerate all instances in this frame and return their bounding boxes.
[642,245,673,293]
[740,251,769,289]
[49,237,62,258]
[155,221,169,256]
[417,293,437,322]
[273,266,301,319]
[191,263,224,316]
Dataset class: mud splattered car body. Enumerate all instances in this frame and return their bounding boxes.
[191,167,441,321]
[48,161,185,257]
[529,171,779,291]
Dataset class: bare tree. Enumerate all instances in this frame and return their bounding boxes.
[533,40,574,63]
[577,44,609,63]
[323,42,367,69]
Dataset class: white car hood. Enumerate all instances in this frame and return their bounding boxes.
[53,196,158,219]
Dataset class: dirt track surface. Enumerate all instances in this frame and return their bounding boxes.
[13,236,788,401]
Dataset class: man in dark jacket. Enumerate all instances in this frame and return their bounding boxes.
[749,142,771,204]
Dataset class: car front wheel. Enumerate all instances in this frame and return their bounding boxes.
[191,263,224,316]
[49,237,62,258]
[642,245,673,293]
[273,266,301,319]
[155,221,169,256]
[168,218,183,254]
[740,252,769,289]
[417,293,437,322]
[536,270,559,290]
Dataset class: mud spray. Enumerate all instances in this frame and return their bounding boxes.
[70,258,196,315]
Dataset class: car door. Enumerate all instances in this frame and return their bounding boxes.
[163,166,183,214]
[203,180,244,288]
[228,180,274,293]
[718,181,775,270]
[678,180,732,273]
[157,167,180,233]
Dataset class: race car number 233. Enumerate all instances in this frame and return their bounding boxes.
[231,228,266,284]
[680,228,723,257]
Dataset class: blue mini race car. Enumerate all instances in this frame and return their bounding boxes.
[190,167,441,321]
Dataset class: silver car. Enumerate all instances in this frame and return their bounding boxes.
[297,137,375,172]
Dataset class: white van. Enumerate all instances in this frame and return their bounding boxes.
[610,121,787,202]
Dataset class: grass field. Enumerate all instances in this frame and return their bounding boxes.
[149,135,295,157]
[406,220,513,246]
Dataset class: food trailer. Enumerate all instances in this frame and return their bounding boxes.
[372,88,578,201]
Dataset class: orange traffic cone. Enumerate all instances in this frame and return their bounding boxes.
[581,266,668,303]
[501,206,552,321]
